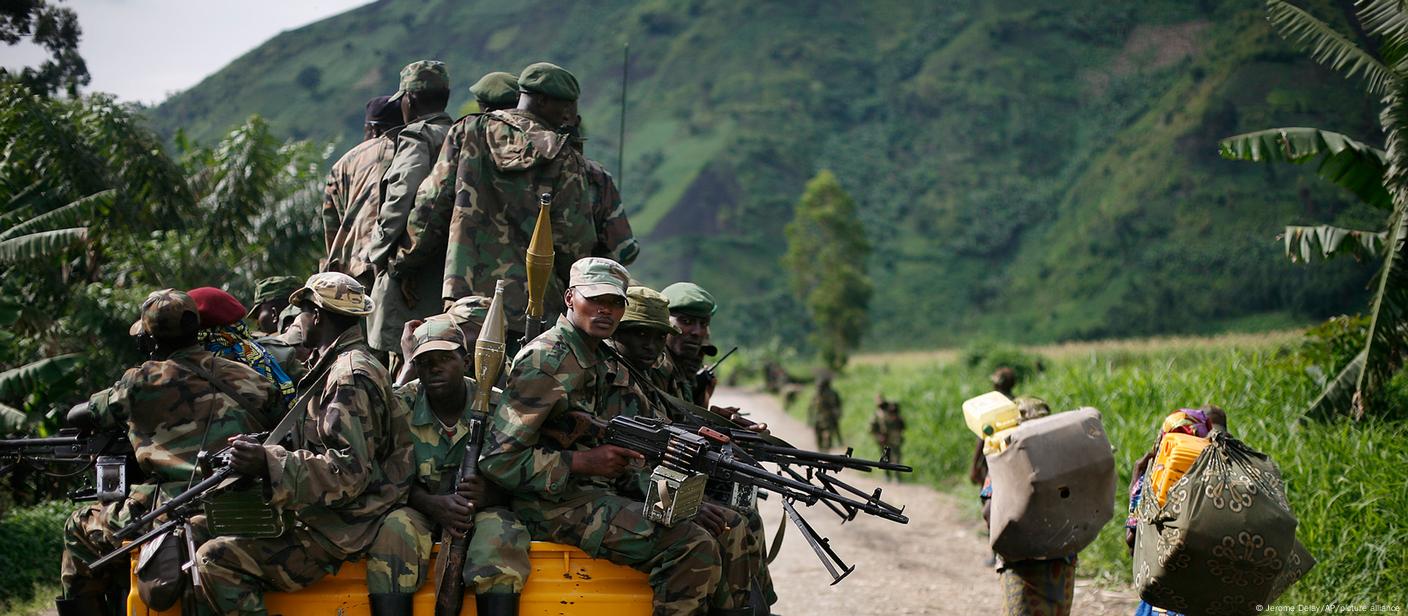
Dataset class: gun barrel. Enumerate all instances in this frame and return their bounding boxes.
[747,443,913,472]
[113,466,232,541]
[91,516,182,570]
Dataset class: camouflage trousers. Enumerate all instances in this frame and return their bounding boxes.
[365,505,531,595]
[61,499,209,598]
[517,493,755,616]
[741,506,778,606]
[195,527,342,615]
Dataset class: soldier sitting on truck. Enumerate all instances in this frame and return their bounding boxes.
[364,319,531,616]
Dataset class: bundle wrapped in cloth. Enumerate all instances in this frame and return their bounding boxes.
[986,407,1116,561]
[1133,430,1315,615]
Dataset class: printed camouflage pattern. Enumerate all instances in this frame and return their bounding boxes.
[365,376,531,594]
[60,347,278,596]
[323,133,398,279]
[583,158,639,266]
[482,316,759,614]
[653,352,696,412]
[810,381,842,448]
[196,327,414,614]
[870,402,905,448]
[367,111,455,351]
[431,109,628,326]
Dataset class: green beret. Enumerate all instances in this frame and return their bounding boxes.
[518,62,579,102]
[661,282,716,317]
[471,71,520,109]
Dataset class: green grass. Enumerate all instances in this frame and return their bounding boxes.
[786,339,1408,605]
[0,501,69,612]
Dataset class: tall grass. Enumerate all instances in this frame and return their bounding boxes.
[788,342,1408,605]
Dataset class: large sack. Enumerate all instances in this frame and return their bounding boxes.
[987,407,1116,561]
[1133,430,1315,615]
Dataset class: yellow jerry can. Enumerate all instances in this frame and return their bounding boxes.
[127,541,652,615]
[1149,432,1210,506]
[963,391,1019,438]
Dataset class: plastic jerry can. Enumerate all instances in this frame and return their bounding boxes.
[963,391,1019,438]
[983,427,1016,455]
[1149,432,1210,506]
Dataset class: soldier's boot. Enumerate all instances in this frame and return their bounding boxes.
[476,592,520,616]
[54,594,105,616]
[709,608,754,616]
[368,592,414,616]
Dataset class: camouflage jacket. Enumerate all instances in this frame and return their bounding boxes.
[430,110,602,326]
[323,133,398,278]
[583,158,638,267]
[375,112,454,276]
[90,346,279,507]
[810,386,842,424]
[265,327,414,558]
[654,352,697,408]
[869,406,905,446]
[392,376,495,492]
[480,316,647,505]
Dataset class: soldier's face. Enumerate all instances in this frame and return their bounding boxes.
[613,325,667,370]
[414,349,467,396]
[667,313,710,358]
[256,301,285,333]
[566,291,626,339]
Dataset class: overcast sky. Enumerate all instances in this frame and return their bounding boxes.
[0,0,370,104]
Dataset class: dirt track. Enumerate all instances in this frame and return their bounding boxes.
[714,387,1139,616]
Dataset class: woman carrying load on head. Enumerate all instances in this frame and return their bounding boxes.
[1124,405,1227,616]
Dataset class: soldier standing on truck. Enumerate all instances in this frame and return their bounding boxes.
[810,373,842,450]
[480,258,761,616]
[365,319,531,616]
[469,71,521,113]
[324,97,404,287]
[198,273,415,615]
[570,118,639,267]
[57,290,280,615]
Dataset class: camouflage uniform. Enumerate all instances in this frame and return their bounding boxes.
[870,399,906,481]
[366,377,530,595]
[482,311,760,615]
[583,158,639,266]
[196,306,414,614]
[323,133,399,284]
[61,346,279,596]
[810,381,842,450]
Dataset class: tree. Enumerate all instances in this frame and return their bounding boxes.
[0,0,90,97]
[782,170,872,370]
[1218,0,1408,419]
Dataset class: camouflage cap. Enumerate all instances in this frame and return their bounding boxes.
[410,317,465,361]
[288,272,375,317]
[389,60,450,103]
[620,286,679,334]
[250,276,301,307]
[569,257,629,300]
[277,304,304,339]
[518,62,579,102]
[129,289,200,338]
[661,282,717,317]
[1014,396,1051,422]
[470,71,520,109]
[447,295,492,328]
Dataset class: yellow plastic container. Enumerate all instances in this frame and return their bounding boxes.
[1150,432,1211,506]
[127,541,651,615]
[982,427,1016,455]
[963,391,1019,438]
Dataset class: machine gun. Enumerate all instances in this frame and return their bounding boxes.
[1,406,138,503]
[544,413,909,583]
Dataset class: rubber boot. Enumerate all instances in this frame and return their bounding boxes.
[368,592,414,616]
[476,592,521,616]
[54,595,104,616]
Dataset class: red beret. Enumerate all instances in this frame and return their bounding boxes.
[187,287,248,328]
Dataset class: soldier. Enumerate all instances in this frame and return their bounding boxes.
[365,319,531,616]
[869,394,906,482]
[431,62,636,336]
[810,374,842,450]
[197,272,415,615]
[391,295,493,387]
[324,96,405,286]
[368,60,455,369]
[58,290,279,615]
[470,71,520,112]
[365,94,405,140]
[658,282,716,406]
[246,275,301,337]
[480,258,759,616]
[570,119,639,267]
[257,303,310,382]
[188,286,296,405]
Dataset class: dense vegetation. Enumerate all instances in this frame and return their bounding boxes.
[779,337,1408,605]
[151,0,1385,349]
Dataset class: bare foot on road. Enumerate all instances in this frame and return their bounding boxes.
[714,387,1139,616]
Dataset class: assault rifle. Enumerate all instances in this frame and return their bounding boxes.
[1,412,138,503]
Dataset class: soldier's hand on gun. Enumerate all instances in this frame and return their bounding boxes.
[710,405,768,434]
[569,444,644,478]
[457,475,489,508]
[694,501,730,537]
[429,492,476,537]
[227,435,269,479]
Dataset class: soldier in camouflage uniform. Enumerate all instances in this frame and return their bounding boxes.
[366,319,530,616]
[470,71,520,113]
[369,61,457,368]
[869,394,906,482]
[246,275,300,337]
[324,96,405,286]
[58,290,279,615]
[657,283,717,407]
[570,120,639,267]
[426,62,636,336]
[810,374,843,450]
[198,273,415,616]
[482,258,760,616]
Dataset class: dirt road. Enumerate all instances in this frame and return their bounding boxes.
[714,387,1139,616]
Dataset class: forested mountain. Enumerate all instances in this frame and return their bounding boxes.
[154,0,1384,348]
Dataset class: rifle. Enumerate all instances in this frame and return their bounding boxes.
[693,346,737,404]
[521,193,554,347]
[1,412,138,503]
[434,280,508,616]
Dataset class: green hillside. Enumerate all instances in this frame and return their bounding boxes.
[154,0,1385,349]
